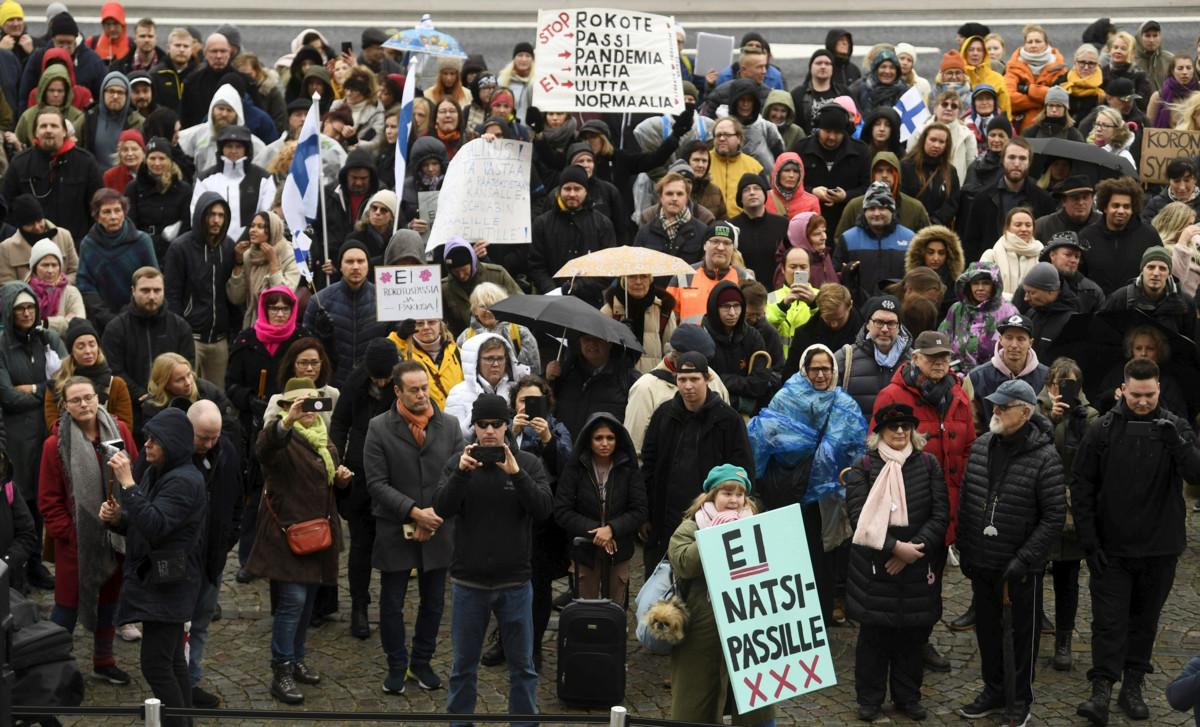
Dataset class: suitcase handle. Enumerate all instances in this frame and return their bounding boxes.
[571,536,613,600]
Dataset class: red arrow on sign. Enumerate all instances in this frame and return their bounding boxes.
[564,32,573,37]
[557,50,570,58]
[562,80,574,88]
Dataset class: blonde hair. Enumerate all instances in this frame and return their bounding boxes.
[469,281,510,309]
[1173,92,1200,131]
[984,33,1006,56]
[1023,24,1049,45]
[1110,31,1135,56]
[1088,106,1132,148]
[682,481,758,519]
[146,353,197,407]
[815,282,853,313]
[1152,201,1199,244]
[866,428,928,450]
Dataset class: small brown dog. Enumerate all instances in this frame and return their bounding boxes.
[642,596,689,646]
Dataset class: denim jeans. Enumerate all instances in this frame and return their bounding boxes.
[380,568,446,672]
[447,581,537,727]
[270,581,318,664]
[188,578,221,685]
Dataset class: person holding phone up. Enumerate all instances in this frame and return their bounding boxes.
[1072,357,1200,725]
[764,246,817,357]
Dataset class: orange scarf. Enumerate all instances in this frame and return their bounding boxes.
[399,403,433,446]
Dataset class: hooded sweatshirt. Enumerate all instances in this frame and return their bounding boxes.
[961,36,1013,116]
[442,331,529,436]
[13,62,86,147]
[162,191,235,342]
[88,71,139,171]
[701,280,771,412]
[766,151,820,219]
[938,261,1018,368]
[179,83,267,174]
[87,2,130,63]
[824,29,861,88]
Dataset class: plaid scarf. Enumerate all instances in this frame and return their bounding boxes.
[658,203,692,241]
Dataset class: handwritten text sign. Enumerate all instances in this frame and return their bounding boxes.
[426,139,532,251]
[534,8,684,114]
[375,265,443,322]
[696,504,836,713]
[1140,128,1200,184]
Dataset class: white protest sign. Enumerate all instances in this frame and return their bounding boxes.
[696,504,836,713]
[375,265,443,321]
[425,138,532,252]
[534,8,685,114]
[695,32,735,78]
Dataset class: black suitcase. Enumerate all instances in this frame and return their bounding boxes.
[556,537,626,707]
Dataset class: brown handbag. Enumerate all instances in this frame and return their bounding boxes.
[263,480,333,556]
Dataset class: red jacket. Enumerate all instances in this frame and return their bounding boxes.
[873,365,975,544]
[38,419,139,607]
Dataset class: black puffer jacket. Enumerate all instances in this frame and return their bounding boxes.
[1080,217,1162,295]
[100,305,197,405]
[701,281,771,413]
[957,413,1066,573]
[552,412,648,566]
[301,281,389,389]
[841,325,912,419]
[551,345,639,440]
[844,448,948,628]
[126,162,194,261]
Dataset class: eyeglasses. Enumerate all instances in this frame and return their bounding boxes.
[475,419,507,430]
[940,102,960,109]
[714,132,738,139]
[295,358,322,369]
[708,239,733,248]
[806,367,833,375]
[718,303,742,312]
[869,319,900,329]
[1094,122,1119,130]
[1076,60,1098,67]
[369,205,391,214]
[267,305,293,313]
[66,393,97,406]
[480,355,507,365]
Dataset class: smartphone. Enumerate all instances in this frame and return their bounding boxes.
[1058,379,1080,407]
[793,269,810,286]
[473,445,506,464]
[402,523,416,540]
[1126,421,1154,437]
[341,41,353,55]
[101,438,125,451]
[523,395,547,421]
[301,397,334,413]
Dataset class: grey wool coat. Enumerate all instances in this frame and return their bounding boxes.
[362,403,464,572]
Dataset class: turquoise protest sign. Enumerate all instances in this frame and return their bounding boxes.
[696,504,836,713]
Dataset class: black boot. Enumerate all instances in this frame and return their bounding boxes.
[948,605,976,631]
[350,602,370,640]
[922,642,950,672]
[271,662,304,704]
[1039,609,1054,634]
[480,627,504,667]
[1117,670,1150,720]
[26,562,54,590]
[1077,678,1112,726]
[1052,632,1072,671]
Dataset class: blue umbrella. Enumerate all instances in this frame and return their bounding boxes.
[383,27,467,59]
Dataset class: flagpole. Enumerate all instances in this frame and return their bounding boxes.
[316,92,330,279]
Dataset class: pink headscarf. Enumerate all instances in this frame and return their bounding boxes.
[253,285,298,355]
[773,211,839,289]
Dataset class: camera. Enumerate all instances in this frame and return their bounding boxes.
[98,438,125,459]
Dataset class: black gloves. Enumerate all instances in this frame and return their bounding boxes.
[1002,557,1028,583]
[1155,418,1183,448]
[525,105,544,134]
[249,397,268,425]
[395,319,417,340]
[1085,546,1108,576]
[1017,80,1030,94]
[670,103,696,138]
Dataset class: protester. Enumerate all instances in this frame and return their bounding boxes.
[140,352,233,423]
[22,239,84,338]
[667,464,774,726]
[434,392,553,723]
[45,318,134,431]
[966,313,1048,434]
[302,241,388,388]
[227,210,301,329]
[247,378,353,704]
[956,379,1065,726]
[1080,177,1162,294]
[457,283,540,374]
[1073,357,1200,724]
[844,404,949,721]
[980,207,1044,298]
[38,375,138,685]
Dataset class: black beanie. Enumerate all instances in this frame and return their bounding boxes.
[337,238,371,265]
[513,41,534,58]
[365,338,400,378]
[65,318,99,350]
[49,12,78,37]
[736,173,767,208]
[559,164,589,189]
[8,195,43,228]
[471,393,510,423]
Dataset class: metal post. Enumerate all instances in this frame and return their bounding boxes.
[144,697,161,727]
[608,705,627,727]
[315,92,329,277]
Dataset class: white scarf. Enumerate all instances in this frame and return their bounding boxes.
[853,441,911,550]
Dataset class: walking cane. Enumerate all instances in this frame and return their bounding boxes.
[1002,580,1017,726]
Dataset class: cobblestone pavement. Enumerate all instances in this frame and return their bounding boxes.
[29,509,1200,726]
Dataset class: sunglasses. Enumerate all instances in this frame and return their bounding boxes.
[475,419,507,430]
[883,422,912,433]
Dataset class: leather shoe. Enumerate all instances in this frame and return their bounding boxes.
[856,704,881,722]
[235,567,256,584]
[898,702,927,721]
[922,642,950,672]
[351,604,370,639]
[948,605,976,631]
[26,563,54,590]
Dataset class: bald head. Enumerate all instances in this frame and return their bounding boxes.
[188,400,223,454]
[204,33,231,70]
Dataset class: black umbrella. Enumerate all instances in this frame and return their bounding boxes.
[489,294,644,353]
[1026,137,1137,179]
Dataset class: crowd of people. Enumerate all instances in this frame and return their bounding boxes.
[3,3,1200,726]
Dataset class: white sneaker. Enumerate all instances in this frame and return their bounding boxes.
[948,544,960,567]
[118,623,142,642]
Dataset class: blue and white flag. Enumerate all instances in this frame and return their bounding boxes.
[281,92,322,278]
[894,86,930,143]
[392,58,419,233]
